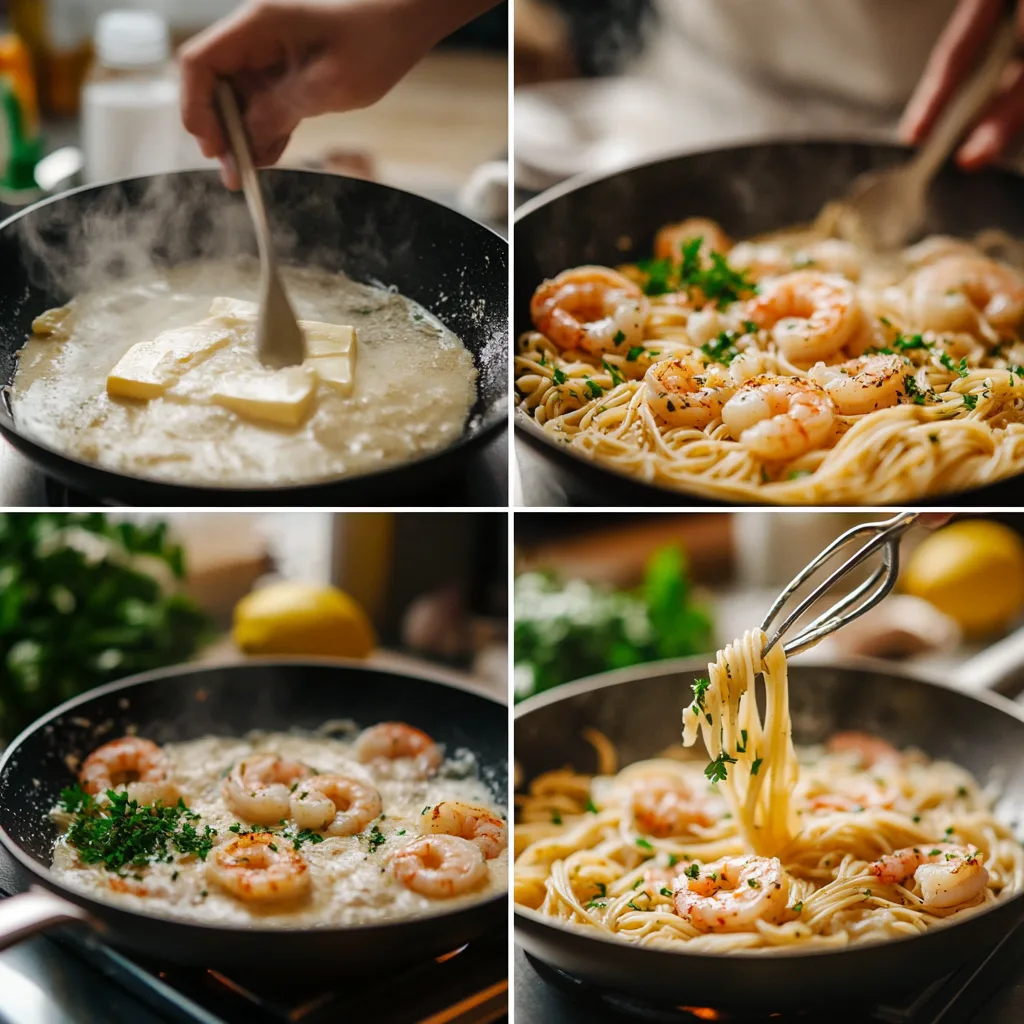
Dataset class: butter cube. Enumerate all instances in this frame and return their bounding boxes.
[303,323,356,359]
[309,353,355,395]
[211,366,318,427]
[208,297,258,321]
[107,324,231,400]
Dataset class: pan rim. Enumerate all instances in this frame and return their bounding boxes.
[512,135,1024,505]
[0,657,508,939]
[513,652,1024,960]
[0,166,507,496]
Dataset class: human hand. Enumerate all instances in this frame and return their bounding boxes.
[901,0,1024,170]
[180,0,498,188]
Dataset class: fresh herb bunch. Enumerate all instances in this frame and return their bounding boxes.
[0,514,211,742]
[59,785,216,874]
[514,545,713,701]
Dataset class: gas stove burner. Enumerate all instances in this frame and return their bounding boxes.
[523,954,823,1023]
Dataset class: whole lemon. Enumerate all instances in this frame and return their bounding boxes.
[232,581,376,658]
[903,520,1024,636]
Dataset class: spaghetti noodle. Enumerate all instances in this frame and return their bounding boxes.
[515,213,1024,502]
[514,631,1023,951]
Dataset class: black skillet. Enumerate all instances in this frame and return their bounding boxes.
[0,659,507,971]
[0,169,508,507]
[514,138,1024,506]
[514,637,1024,1011]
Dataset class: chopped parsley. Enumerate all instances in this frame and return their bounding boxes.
[691,676,711,711]
[626,347,645,361]
[962,393,979,411]
[791,901,803,913]
[902,375,931,406]
[748,878,760,889]
[685,862,701,879]
[601,358,625,387]
[667,853,678,868]
[736,729,748,754]
[787,469,812,480]
[940,352,969,378]
[59,786,216,874]
[613,330,626,344]
[636,837,654,852]
[585,799,599,814]
[700,330,740,366]
[550,810,563,825]
[552,368,568,386]
[705,751,738,784]
[892,332,931,353]
[660,887,674,897]
[584,378,603,400]
[364,825,387,852]
[751,758,763,776]
[637,237,755,308]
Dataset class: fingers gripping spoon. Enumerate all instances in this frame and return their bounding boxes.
[214,81,305,369]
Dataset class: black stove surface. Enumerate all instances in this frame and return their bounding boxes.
[514,933,1024,1024]
[0,847,507,1024]
[0,430,508,508]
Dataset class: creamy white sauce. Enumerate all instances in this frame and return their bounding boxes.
[52,730,507,928]
[13,260,478,486]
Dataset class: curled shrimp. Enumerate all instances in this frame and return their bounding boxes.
[79,737,178,807]
[911,255,1024,334]
[870,844,988,909]
[290,774,382,836]
[632,776,718,838]
[808,353,904,415]
[721,375,835,461]
[826,731,903,769]
[353,722,442,776]
[654,218,731,264]
[391,834,488,898]
[746,270,863,364]
[729,239,862,281]
[530,267,649,356]
[423,800,508,859]
[672,856,791,932]
[644,356,735,428]
[222,755,312,826]
[207,832,311,904]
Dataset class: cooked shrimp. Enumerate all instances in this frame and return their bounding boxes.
[721,375,835,460]
[911,255,1024,334]
[290,774,382,836]
[746,271,863,364]
[632,777,717,838]
[870,844,988,909]
[730,240,862,282]
[826,731,903,768]
[903,236,980,268]
[644,356,735,428]
[423,801,508,859]
[222,755,312,826]
[673,856,791,932]
[808,353,904,415]
[654,218,731,264]
[207,832,311,904]
[391,834,488,898]
[530,267,648,356]
[79,737,178,806]
[354,722,442,776]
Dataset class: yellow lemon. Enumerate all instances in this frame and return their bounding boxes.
[903,519,1024,636]
[232,581,376,658]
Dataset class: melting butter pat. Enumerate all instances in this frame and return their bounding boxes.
[207,296,357,395]
[107,324,232,400]
[211,366,318,427]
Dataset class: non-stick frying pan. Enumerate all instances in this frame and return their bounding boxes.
[0,169,508,506]
[514,632,1024,1011]
[0,659,507,972]
[514,139,1024,506]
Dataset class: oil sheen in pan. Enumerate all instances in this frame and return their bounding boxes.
[12,259,478,486]
[52,731,509,927]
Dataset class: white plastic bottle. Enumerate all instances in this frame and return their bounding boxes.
[81,10,182,183]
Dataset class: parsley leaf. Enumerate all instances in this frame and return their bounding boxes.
[601,359,625,387]
[705,751,738,784]
[552,368,567,386]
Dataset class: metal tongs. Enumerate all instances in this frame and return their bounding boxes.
[761,512,921,659]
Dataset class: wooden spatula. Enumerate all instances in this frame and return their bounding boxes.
[214,81,305,369]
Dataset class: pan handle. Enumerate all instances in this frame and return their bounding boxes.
[951,625,1024,699]
[0,887,92,952]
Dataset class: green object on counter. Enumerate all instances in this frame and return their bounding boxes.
[0,75,42,193]
[0,514,212,744]
[514,545,713,701]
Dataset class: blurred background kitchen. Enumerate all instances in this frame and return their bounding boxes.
[515,511,1024,702]
[0,511,507,746]
[0,0,508,229]
[513,0,967,199]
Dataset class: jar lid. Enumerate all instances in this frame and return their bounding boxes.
[94,10,170,69]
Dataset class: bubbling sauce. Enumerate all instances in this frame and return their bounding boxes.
[13,260,478,486]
